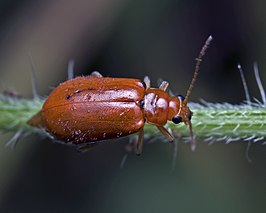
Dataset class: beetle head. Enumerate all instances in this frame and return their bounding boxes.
[169,95,196,151]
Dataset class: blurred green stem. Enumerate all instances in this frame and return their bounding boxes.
[0,94,265,144]
[0,95,43,133]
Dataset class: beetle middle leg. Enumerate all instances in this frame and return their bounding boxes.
[120,136,135,168]
[135,128,144,155]
[120,130,144,168]
[123,128,144,156]
[156,126,174,142]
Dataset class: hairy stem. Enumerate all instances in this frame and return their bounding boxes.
[146,101,266,144]
[1,94,265,144]
[0,95,43,133]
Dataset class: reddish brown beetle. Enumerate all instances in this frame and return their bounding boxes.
[28,36,212,154]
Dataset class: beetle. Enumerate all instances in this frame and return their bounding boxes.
[28,36,212,154]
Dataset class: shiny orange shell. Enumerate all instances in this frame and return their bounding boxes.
[32,76,146,144]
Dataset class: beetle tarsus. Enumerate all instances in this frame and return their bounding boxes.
[77,143,98,152]
[187,120,197,151]
[190,140,197,152]
[190,134,197,152]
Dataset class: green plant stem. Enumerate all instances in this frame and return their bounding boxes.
[0,95,43,133]
[0,95,265,144]
[145,102,266,143]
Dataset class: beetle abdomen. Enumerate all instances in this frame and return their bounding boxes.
[38,76,146,144]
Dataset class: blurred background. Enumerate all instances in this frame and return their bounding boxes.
[0,0,265,212]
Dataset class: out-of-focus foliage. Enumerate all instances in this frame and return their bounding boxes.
[0,1,265,213]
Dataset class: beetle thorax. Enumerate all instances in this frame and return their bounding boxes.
[143,88,169,126]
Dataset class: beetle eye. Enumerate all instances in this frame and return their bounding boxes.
[172,115,182,124]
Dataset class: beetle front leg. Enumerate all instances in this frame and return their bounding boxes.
[157,126,174,142]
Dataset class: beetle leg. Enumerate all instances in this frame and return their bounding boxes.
[77,143,98,152]
[143,76,151,89]
[157,126,174,142]
[135,128,144,155]
[171,139,178,171]
[120,137,135,168]
[90,71,103,78]
[159,81,169,91]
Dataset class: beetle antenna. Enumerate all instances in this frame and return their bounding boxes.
[184,35,213,102]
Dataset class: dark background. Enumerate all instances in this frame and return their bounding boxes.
[0,0,265,212]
